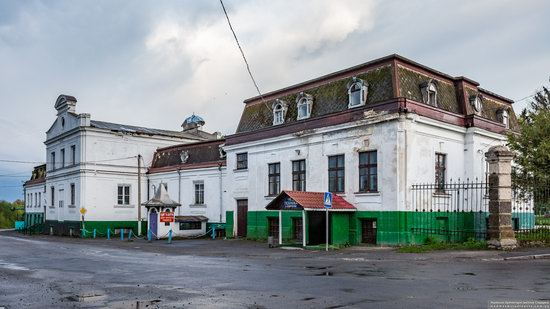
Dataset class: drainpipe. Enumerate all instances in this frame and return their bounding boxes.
[177,168,182,216]
[218,163,223,223]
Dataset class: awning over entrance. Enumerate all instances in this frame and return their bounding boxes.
[265,191,356,211]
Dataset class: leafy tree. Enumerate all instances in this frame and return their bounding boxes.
[508,78,550,180]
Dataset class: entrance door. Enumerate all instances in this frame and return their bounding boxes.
[150,211,158,237]
[293,217,303,243]
[237,199,248,237]
[268,217,279,240]
[361,219,377,244]
[308,211,328,245]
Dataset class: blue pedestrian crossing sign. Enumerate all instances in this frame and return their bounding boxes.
[324,192,333,209]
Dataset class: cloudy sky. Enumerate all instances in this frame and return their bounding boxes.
[0,0,549,201]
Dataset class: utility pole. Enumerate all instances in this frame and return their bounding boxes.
[137,154,142,236]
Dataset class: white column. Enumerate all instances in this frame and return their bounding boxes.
[302,210,306,247]
[278,210,283,245]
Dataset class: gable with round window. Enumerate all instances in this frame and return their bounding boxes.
[347,77,368,108]
[296,92,313,120]
[272,100,288,125]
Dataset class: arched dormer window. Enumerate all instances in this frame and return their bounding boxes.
[348,77,368,108]
[420,80,438,107]
[469,94,483,115]
[296,92,313,120]
[272,100,288,125]
[497,108,510,129]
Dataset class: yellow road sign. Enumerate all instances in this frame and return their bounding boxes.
[80,208,87,215]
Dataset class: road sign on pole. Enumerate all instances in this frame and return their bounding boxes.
[324,192,332,209]
[324,192,332,251]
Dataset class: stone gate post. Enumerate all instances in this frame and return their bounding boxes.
[485,145,517,249]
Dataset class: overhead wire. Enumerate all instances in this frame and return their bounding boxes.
[219,0,271,110]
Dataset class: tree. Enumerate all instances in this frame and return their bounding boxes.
[508,78,550,180]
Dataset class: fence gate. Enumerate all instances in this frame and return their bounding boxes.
[513,177,550,244]
[411,179,488,242]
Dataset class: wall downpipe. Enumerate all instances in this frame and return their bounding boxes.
[177,168,182,216]
[218,163,223,224]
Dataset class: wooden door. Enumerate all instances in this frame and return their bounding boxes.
[293,217,303,242]
[237,199,248,237]
[361,219,377,244]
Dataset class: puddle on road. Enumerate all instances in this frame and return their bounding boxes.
[0,261,29,271]
[314,271,334,276]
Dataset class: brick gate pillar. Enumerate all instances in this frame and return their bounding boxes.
[485,145,517,250]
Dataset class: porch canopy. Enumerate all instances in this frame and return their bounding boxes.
[265,191,356,211]
[265,191,356,247]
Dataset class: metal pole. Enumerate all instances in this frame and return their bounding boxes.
[326,208,329,252]
[278,210,283,246]
[137,154,142,236]
[302,210,306,247]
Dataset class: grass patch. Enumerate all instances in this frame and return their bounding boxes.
[398,237,487,253]
[535,216,550,226]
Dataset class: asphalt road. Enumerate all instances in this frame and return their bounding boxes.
[1,231,549,309]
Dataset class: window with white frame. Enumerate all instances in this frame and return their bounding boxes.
[71,145,76,165]
[272,100,287,125]
[39,192,41,207]
[348,77,368,108]
[497,109,509,129]
[194,182,204,205]
[70,183,76,206]
[421,80,438,107]
[296,92,313,120]
[60,148,65,168]
[117,185,130,205]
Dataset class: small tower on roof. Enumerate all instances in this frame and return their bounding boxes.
[181,114,205,132]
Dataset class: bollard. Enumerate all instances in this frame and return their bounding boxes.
[93,229,97,239]
[107,228,111,240]
[120,229,124,241]
[147,229,152,242]
[211,225,216,240]
[128,229,133,241]
[168,230,173,244]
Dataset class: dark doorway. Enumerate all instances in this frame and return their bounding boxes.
[268,217,279,240]
[361,219,377,244]
[293,217,303,243]
[308,211,329,245]
[237,199,248,237]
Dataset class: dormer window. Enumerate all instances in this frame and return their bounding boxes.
[272,100,288,125]
[469,94,483,115]
[420,80,438,107]
[497,108,510,129]
[348,77,368,108]
[296,92,313,120]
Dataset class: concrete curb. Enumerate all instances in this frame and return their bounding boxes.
[504,253,550,260]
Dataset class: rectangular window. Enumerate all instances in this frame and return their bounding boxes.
[70,183,75,205]
[51,152,56,170]
[328,155,345,192]
[117,185,130,205]
[58,189,64,208]
[194,182,204,205]
[268,163,281,196]
[435,153,447,192]
[179,222,202,230]
[359,151,378,192]
[71,145,76,165]
[236,153,248,170]
[39,192,41,207]
[292,160,306,191]
[34,193,37,207]
[60,148,65,168]
[50,187,55,207]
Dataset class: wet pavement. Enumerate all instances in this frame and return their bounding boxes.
[0,231,549,308]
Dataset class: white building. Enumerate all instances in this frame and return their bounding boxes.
[146,137,228,236]
[44,95,219,236]
[223,54,518,246]
[23,164,46,229]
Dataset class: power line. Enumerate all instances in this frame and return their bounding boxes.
[514,94,536,103]
[219,0,269,108]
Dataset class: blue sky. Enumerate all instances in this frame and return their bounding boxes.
[0,0,549,201]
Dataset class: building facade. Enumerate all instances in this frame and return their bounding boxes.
[23,164,46,229]
[224,54,519,246]
[44,95,219,236]
[146,138,228,233]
